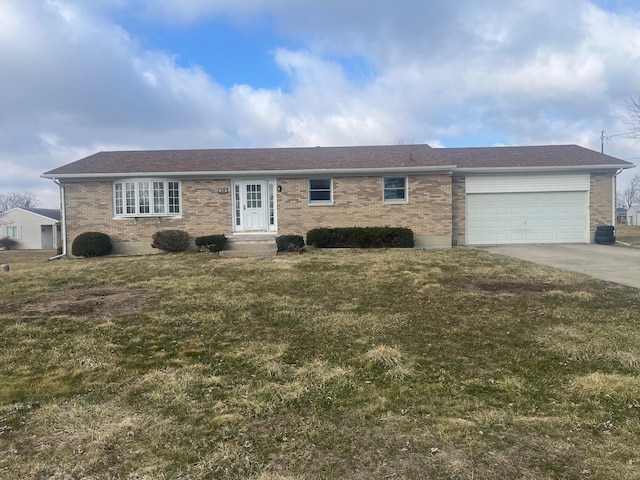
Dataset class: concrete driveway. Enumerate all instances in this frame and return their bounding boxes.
[479,244,640,289]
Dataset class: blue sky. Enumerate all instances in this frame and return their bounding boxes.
[1,0,640,207]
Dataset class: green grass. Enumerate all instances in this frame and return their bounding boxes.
[0,248,639,479]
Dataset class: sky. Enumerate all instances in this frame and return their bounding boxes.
[1,0,640,209]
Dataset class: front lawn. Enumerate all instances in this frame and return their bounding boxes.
[0,249,638,479]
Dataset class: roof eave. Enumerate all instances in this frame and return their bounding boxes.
[42,165,458,180]
[454,164,634,174]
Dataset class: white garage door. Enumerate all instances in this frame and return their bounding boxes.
[464,174,590,245]
[467,191,589,245]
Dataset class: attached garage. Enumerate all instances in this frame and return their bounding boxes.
[465,174,590,245]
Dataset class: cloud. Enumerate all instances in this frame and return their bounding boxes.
[2,0,640,206]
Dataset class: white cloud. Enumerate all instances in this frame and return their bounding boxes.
[2,0,640,206]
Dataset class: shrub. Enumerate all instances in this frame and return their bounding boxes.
[72,232,112,257]
[0,237,18,250]
[152,230,191,252]
[195,234,227,253]
[276,234,305,253]
[306,227,414,249]
[306,228,331,247]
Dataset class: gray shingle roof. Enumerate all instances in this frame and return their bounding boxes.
[42,144,632,177]
[26,208,61,221]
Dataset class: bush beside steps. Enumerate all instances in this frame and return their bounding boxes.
[195,235,227,252]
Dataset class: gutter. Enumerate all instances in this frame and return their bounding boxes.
[48,179,67,261]
[454,164,635,174]
[41,165,459,180]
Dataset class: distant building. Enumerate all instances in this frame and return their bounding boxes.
[0,207,61,249]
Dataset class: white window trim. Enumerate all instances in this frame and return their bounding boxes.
[113,179,182,218]
[383,176,408,204]
[308,178,333,205]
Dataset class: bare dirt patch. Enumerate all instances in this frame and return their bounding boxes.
[4,287,158,319]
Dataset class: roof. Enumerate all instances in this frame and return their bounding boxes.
[0,207,60,221]
[42,144,633,179]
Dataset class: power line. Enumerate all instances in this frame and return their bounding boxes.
[601,130,636,154]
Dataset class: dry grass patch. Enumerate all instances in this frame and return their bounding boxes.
[1,248,640,478]
[570,372,640,404]
[364,344,414,380]
[540,323,640,371]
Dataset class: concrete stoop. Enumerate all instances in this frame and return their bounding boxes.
[219,235,278,258]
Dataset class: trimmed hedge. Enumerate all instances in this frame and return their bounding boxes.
[307,227,414,248]
[152,230,190,252]
[276,234,305,253]
[72,232,112,257]
[195,234,227,252]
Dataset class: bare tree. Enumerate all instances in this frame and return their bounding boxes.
[0,192,40,213]
[624,91,640,138]
[617,174,640,210]
[396,135,418,145]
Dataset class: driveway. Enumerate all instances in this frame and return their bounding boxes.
[479,244,640,290]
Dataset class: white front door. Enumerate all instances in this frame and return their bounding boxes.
[233,180,276,232]
[243,182,266,230]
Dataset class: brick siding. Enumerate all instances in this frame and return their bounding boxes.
[63,180,233,248]
[61,172,616,250]
[590,172,615,234]
[276,175,452,239]
[451,176,466,246]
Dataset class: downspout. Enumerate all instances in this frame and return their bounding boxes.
[48,178,67,260]
[613,168,623,227]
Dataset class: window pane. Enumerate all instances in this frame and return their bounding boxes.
[268,182,275,226]
[125,182,136,214]
[383,177,407,201]
[309,178,332,203]
[168,182,180,214]
[310,179,331,190]
[384,177,405,189]
[384,188,406,200]
[234,184,241,225]
[114,183,123,215]
[153,181,165,214]
[310,190,331,201]
[138,182,150,214]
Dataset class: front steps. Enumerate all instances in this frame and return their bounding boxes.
[219,235,277,258]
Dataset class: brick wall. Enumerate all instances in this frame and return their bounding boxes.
[590,172,615,234]
[451,176,466,246]
[63,180,233,251]
[276,175,452,244]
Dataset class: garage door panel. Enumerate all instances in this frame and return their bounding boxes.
[467,191,588,245]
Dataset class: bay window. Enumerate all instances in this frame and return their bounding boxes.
[114,180,181,217]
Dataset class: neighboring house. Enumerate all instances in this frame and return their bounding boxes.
[616,207,628,225]
[0,208,62,250]
[627,205,640,226]
[42,144,633,255]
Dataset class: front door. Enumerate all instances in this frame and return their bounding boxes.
[233,180,276,232]
[243,182,266,230]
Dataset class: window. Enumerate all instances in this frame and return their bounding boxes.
[2,226,20,238]
[383,177,408,203]
[309,178,332,204]
[114,180,181,217]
